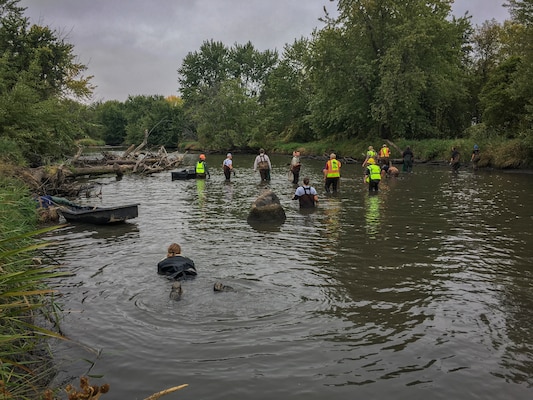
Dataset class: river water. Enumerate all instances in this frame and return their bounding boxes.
[44,154,533,400]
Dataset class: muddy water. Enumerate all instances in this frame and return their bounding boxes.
[44,155,533,399]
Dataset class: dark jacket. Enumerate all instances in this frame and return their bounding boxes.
[157,256,197,280]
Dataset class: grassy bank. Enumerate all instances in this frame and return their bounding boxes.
[0,175,65,399]
[182,136,533,169]
[274,137,533,168]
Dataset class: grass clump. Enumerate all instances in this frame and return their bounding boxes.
[0,177,66,399]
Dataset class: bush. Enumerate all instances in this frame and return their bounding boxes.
[0,138,26,166]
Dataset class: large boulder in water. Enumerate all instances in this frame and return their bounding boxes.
[247,190,286,223]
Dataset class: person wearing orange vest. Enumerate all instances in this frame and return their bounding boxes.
[378,144,391,167]
[323,153,341,193]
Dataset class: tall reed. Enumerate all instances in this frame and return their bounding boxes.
[1,177,66,399]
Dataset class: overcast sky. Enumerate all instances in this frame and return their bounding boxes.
[19,0,510,102]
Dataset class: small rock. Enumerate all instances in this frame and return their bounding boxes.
[214,281,234,292]
[169,281,183,300]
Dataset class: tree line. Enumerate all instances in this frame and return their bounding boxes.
[1,0,532,167]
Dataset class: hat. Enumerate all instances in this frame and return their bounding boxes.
[227,153,232,157]
[382,144,387,147]
[199,154,206,160]
[330,153,336,159]
[259,148,265,153]
[367,158,375,164]
[474,144,479,150]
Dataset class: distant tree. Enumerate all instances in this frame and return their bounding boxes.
[479,56,526,133]
[467,20,503,124]
[122,95,186,148]
[229,41,278,97]
[188,79,258,149]
[505,0,533,137]
[260,38,313,141]
[96,100,127,145]
[178,40,278,149]
[178,40,231,104]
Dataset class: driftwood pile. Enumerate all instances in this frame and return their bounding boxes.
[18,140,186,198]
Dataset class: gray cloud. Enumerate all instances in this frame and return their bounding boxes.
[19,0,509,102]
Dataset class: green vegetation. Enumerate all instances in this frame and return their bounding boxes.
[0,177,67,399]
[1,1,532,396]
[1,0,532,169]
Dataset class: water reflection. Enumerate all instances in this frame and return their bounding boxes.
[322,195,342,254]
[223,179,234,203]
[43,159,533,400]
[59,221,139,241]
[364,195,381,238]
[196,178,206,208]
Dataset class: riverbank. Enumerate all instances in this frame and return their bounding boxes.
[181,137,533,169]
[0,176,61,398]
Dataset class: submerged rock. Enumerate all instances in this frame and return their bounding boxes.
[214,281,234,292]
[169,281,183,301]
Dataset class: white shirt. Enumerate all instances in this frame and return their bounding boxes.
[294,185,317,197]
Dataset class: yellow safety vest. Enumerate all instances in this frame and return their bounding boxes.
[367,164,381,181]
[326,159,341,178]
[196,161,205,174]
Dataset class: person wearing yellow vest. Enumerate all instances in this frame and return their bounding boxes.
[378,144,391,167]
[362,146,377,167]
[195,154,210,179]
[323,153,341,193]
[364,158,381,193]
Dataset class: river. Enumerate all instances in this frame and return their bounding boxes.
[43,154,533,399]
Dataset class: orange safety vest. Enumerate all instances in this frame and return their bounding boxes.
[325,159,341,178]
[379,147,390,158]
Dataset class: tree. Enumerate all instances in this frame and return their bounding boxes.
[178,40,279,149]
[261,38,313,141]
[479,56,526,133]
[178,40,232,103]
[96,100,128,145]
[122,95,186,148]
[308,0,471,140]
[0,0,94,165]
[188,79,259,149]
[467,20,504,124]
[505,0,533,137]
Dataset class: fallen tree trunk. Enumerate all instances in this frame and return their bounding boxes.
[70,164,135,177]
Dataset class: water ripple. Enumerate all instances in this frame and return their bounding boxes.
[43,160,533,400]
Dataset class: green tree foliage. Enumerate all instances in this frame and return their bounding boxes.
[188,79,259,149]
[467,20,503,124]
[308,0,470,140]
[95,100,128,145]
[178,40,277,148]
[506,0,533,138]
[479,56,526,133]
[0,0,93,165]
[122,95,186,148]
[260,38,314,142]
[178,40,231,104]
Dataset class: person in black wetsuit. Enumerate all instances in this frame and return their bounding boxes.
[157,243,197,280]
[402,146,414,173]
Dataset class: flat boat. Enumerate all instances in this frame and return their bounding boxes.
[58,203,139,224]
[171,169,197,180]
